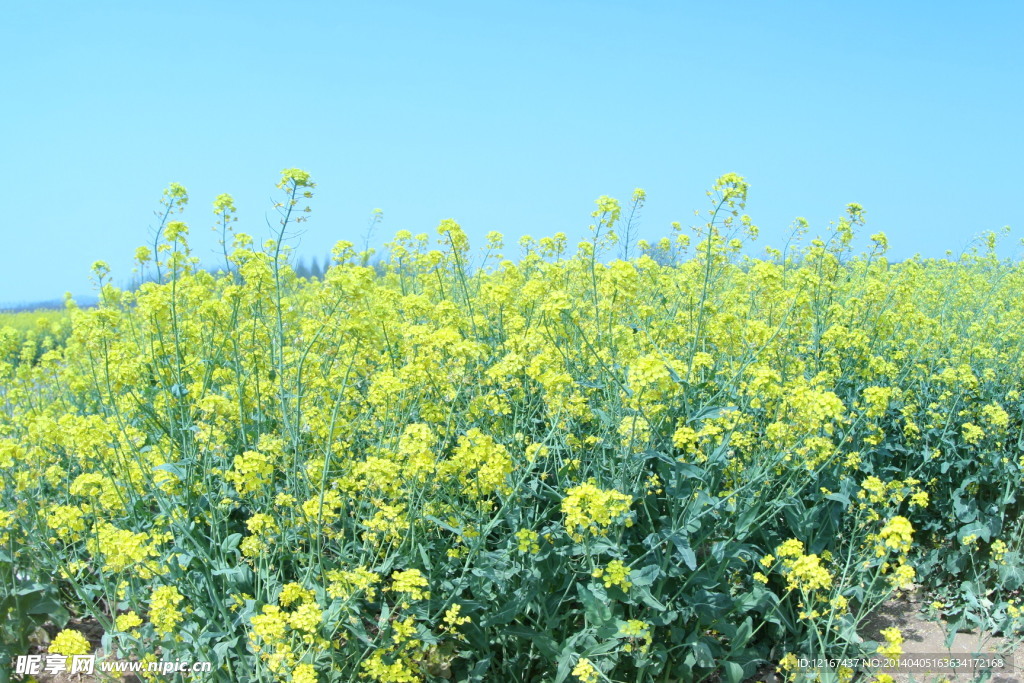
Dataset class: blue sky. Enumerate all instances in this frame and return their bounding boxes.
[2,1,1022,307]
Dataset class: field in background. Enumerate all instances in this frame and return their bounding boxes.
[2,172,1023,683]
[0,308,72,366]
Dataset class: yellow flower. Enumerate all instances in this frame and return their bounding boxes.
[991,539,1008,563]
[961,423,985,444]
[876,516,914,555]
[360,649,420,681]
[592,560,632,591]
[115,611,143,633]
[785,554,832,592]
[620,619,652,653]
[877,626,903,658]
[775,539,804,559]
[288,602,323,636]
[49,629,91,656]
[325,566,380,601]
[859,476,887,504]
[280,582,314,607]
[862,386,896,418]
[441,428,514,498]
[981,402,1010,430]
[443,603,471,628]
[225,449,274,496]
[572,657,600,683]
[250,605,288,644]
[388,568,430,602]
[391,616,417,645]
[672,425,699,453]
[888,562,916,590]
[777,652,799,673]
[45,505,87,541]
[292,663,318,683]
[515,528,540,554]
[561,481,633,542]
[150,585,184,635]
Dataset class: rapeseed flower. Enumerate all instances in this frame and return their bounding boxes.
[620,619,651,653]
[572,658,600,683]
[784,553,832,592]
[150,585,184,635]
[888,562,915,589]
[877,626,903,658]
[593,559,632,590]
[389,568,430,605]
[991,539,1008,563]
[49,628,91,657]
[562,481,633,542]
[515,528,540,554]
[443,603,471,629]
[115,611,143,635]
[45,504,86,540]
[876,516,914,555]
[292,663,318,683]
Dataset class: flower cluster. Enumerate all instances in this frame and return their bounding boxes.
[561,481,633,542]
[150,585,184,635]
[593,559,633,591]
[768,539,833,593]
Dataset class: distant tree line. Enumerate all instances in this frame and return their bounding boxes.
[292,255,330,280]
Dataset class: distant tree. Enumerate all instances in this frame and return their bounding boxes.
[310,255,325,280]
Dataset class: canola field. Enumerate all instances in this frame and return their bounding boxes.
[2,171,1023,682]
[0,309,71,367]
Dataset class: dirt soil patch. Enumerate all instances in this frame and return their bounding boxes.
[858,592,1020,683]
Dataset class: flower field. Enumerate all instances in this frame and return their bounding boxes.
[0,309,71,367]
[2,171,1023,682]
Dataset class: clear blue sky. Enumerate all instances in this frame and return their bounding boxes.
[2,1,1022,307]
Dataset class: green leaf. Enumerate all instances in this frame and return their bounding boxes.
[722,661,745,683]
[637,587,667,610]
[691,639,715,667]
[554,642,576,683]
[480,602,522,628]
[630,564,661,587]
[423,514,464,536]
[690,405,736,422]
[734,506,759,536]
[153,461,188,480]
[505,626,559,659]
[733,617,752,649]
[824,492,851,506]
[957,521,991,544]
[578,583,614,627]
[998,554,1024,589]
[667,533,697,570]
[220,533,242,554]
[212,636,239,661]
[676,463,705,480]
